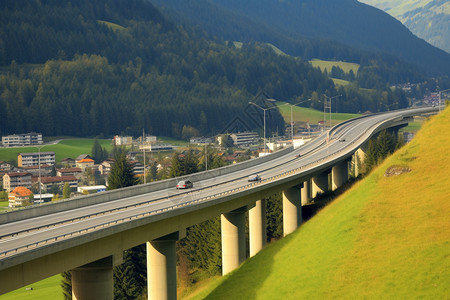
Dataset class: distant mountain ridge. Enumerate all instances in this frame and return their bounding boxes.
[359,0,450,54]
[151,0,450,76]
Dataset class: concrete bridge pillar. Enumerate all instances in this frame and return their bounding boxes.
[332,160,349,191]
[147,233,179,300]
[354,143,367,177]
[71,257,113,300]
[221,207,247,275]
[249,199,267,257]
[312,171,329,198]
[301,179,311,205]
[283,184,303,236]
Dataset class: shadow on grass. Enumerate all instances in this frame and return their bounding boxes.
[201,177,360,299]
[203,233,297,300]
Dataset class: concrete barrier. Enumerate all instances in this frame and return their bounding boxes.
[0,146,293,225]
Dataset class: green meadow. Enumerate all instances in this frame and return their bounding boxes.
[310,59,360,74]
[190,107,450,299]
[276,102,359,126]
[0,275,63,300]
[0,139,113,164]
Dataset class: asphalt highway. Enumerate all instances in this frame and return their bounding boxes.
[0,106,437,262]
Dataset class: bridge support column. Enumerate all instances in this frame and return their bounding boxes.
[221,207,246,275]
[354,144,367,177]
[301,179,311,205]
[283,184,303,236]
[312,171,329,198]
[71,257,113,300]
[332,160,349,191]
[147,233,179,300]
[249,199,266,257]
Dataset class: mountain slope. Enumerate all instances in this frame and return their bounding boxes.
[151,0,450,77]
[360,0,450,53]
[194,107,450,299]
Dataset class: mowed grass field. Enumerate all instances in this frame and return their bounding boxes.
[0,275,63,300]
[191,108,450,299]
[276,102,359,126]
[0,139,113,163]
[310,59,360,74]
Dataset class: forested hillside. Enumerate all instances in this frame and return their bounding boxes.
[152,0,450,78]
[0,0,410,138]
[360,0,450,54]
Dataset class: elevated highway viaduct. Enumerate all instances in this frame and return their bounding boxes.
[0,107,437,299]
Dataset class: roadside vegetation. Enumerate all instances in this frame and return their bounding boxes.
[188,108,450,299]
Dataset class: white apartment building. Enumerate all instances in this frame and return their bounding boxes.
[18,152,56,167]
[2,132,43,147]
[230,132,260,147]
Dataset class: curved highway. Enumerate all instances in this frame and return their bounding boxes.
[0,106,437,270]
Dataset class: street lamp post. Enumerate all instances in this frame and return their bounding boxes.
[249,101,278,154]
[279,99,313,142]
[324,94,342,130]
[35,145,47,204]
[439,89,450,112]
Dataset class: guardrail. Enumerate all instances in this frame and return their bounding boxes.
[0,107,437,259]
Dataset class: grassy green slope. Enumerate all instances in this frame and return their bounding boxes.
[310,59,359,74]
[0,139,113,163]
[0,276,63,300]
[277,102,359,126]
[197,107,450,299]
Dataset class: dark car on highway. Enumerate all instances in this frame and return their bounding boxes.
[248,175,261,182]
[176,180,193,189]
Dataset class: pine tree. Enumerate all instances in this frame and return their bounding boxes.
[62,182,71,199]
[107,153,138,190]
[364,139,379,173]
[61,271,72,300]
[91,138,103,164]
[106,153,143,298]
[114,245,147,299]
[169,152,184,178]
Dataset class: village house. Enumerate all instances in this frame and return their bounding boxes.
[8,186,33,208]
[56,168,82,180]
[76,158,95,172]
[61,158,76,168]
[3,172,32,192]
[0,161,13,171]
[19,164,53,177]
[34,175,78,193]
[99,159,115,176]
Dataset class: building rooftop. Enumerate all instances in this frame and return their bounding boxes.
[10,186,33,197]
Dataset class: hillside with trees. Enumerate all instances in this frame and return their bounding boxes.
[152,0,450,79]
[0,0,411,138]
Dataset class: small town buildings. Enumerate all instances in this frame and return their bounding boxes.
[230,132,260,147]
[33,193,53,204]
[0,161,13,171]
[18,152,55,167]
[76,158,95,172]
[56,168,82,180]
[35,175,78,193]
[61,158,76,168]
[130,160,144,176]
[190,137,213,145]
[3,172,32,192]
[8,186,33,208]
[20,164,53,177]
[76,154,93,161]
[139,144,173,152]
[113,135,133,146]
[77,185,107,194]
[1,132,43,147]
[99,159,115,176]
